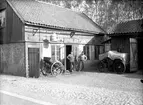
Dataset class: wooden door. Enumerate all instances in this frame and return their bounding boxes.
[130,39,138,72]
[28,48,40,78]
[94,45,100,59]
[138,38,143,70]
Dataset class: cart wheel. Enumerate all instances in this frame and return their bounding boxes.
[51,61,63,76]
[105,57,113,72]
[98,61,106,72]
[113,59,125,74]
[41,65,48,76]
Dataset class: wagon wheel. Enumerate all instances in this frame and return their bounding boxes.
[51,61,64,76]
[113,60,125,74]
[98,61,106,72]
[105,57,113,72]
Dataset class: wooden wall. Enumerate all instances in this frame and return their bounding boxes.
[0,0,24,44]
[24,26,103,58]
[111,37,130,53]
[111,36,139,72]
[24,25,104,71]
[24,26,98,44]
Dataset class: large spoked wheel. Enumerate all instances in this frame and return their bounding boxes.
[113,60,125,74]
[98,61,106,72]
[105,57,113,72]
[51,61,64,76]
[41,64,48,76]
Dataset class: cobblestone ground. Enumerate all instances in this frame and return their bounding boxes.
[0,71,143,105]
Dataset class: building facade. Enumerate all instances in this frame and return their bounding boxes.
[108,19,143,72]
[0,0,106,77]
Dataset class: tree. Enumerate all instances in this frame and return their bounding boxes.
[39,0,143,32]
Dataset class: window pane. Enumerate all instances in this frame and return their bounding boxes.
[51,45,55,61]
[56,45,60,60]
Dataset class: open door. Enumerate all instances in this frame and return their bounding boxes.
[138,38,143,70]
[130,38,138,72]
[66,45,72,70]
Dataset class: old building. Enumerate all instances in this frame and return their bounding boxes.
[0,0,106,77]
[108,18,143,72]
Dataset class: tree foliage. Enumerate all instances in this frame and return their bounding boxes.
[40,0,143,33]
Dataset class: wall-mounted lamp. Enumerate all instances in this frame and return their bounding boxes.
[32,29,38,36]
[70,31,75,38]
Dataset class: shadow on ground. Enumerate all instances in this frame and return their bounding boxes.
[82,64,143,79]
[122,70,143,79]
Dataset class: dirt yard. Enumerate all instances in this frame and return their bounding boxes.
[0,71,143,105]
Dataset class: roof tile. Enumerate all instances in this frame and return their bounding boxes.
[110,18,143,34]
[7,0,106,34]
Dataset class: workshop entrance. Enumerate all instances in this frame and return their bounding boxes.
[138,38,143,70]
[66,45,72,70]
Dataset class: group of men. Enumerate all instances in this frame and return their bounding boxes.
[67,51,87,73]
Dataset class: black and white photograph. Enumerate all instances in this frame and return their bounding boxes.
[0,0,143,105]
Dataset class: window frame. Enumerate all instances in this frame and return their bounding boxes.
[51,44,60,61]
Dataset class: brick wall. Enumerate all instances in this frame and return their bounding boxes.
[0,43,26,76]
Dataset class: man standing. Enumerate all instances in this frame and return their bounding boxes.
[67,51,75,73]
[77,51,87,71]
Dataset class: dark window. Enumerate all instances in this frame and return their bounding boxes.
[94,45,104,60]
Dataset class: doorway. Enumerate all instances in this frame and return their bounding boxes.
[66,45,72,70]
[138,38,143,70]
[28,48,40,78]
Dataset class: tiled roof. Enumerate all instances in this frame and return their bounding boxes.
[110,18,143,34]
[7,0,106,34]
